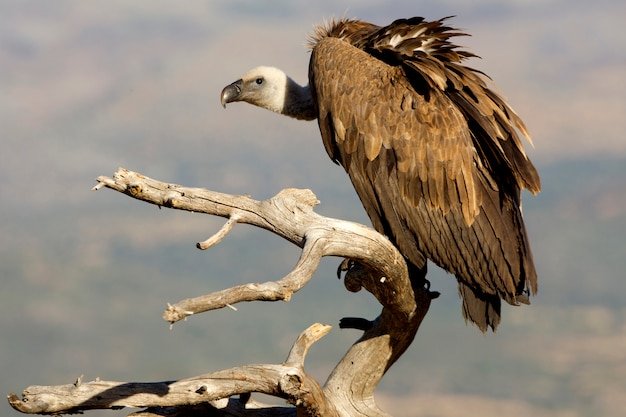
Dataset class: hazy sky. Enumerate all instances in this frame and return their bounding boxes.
[2,0,625,174]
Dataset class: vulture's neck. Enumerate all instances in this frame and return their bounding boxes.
[281,78,317,121]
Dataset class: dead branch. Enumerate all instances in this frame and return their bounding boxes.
[8,168,434,417]
[7,324,332,416]
[94,168,417,325]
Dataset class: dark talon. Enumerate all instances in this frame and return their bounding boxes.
[339,317,374,331]
[336,258,354,279]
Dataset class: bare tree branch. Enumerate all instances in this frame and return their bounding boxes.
[93,168,417,325]
[8,168,435,416]
[8,324,332,416]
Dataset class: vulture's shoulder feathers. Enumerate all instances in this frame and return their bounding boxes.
[221,16,540,332]
[308,17,540,331]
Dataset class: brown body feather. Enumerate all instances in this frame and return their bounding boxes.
[221,16,540,332]
[308,17,540,331]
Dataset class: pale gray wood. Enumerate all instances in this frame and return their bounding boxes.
[8,168,434,417]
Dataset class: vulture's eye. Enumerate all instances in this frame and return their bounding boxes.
[255,78,264,85]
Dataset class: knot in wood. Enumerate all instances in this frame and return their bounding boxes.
[127,183,142,196]
[163,192,182,208]
[272,189,319,214]
[279,371,303,394]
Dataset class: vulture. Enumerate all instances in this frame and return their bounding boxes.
[220,16,540,332]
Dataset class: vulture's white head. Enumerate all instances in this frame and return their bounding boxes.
[221,66,316,121]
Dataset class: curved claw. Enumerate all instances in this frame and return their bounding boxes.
[339,317,374,331]
[336,258,354,279]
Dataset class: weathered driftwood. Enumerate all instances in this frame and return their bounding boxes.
[8,324,332,416]
[7,168,435,417]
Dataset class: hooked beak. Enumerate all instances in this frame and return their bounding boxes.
[220,79,243,108]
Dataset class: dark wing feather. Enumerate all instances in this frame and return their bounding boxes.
[310,18,539,332]
[363,17,540,194]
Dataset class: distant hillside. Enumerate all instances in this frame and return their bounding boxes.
[524,157,626,308]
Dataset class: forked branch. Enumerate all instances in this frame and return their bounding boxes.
[8,324,333,416]
[94,168,417,324]
[8,168,434,417]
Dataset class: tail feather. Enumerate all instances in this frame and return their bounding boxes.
[458,282,501,332]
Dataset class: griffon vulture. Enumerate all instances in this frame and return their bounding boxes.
[220,16,540,332]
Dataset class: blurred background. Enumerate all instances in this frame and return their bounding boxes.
[1,1,625,416]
